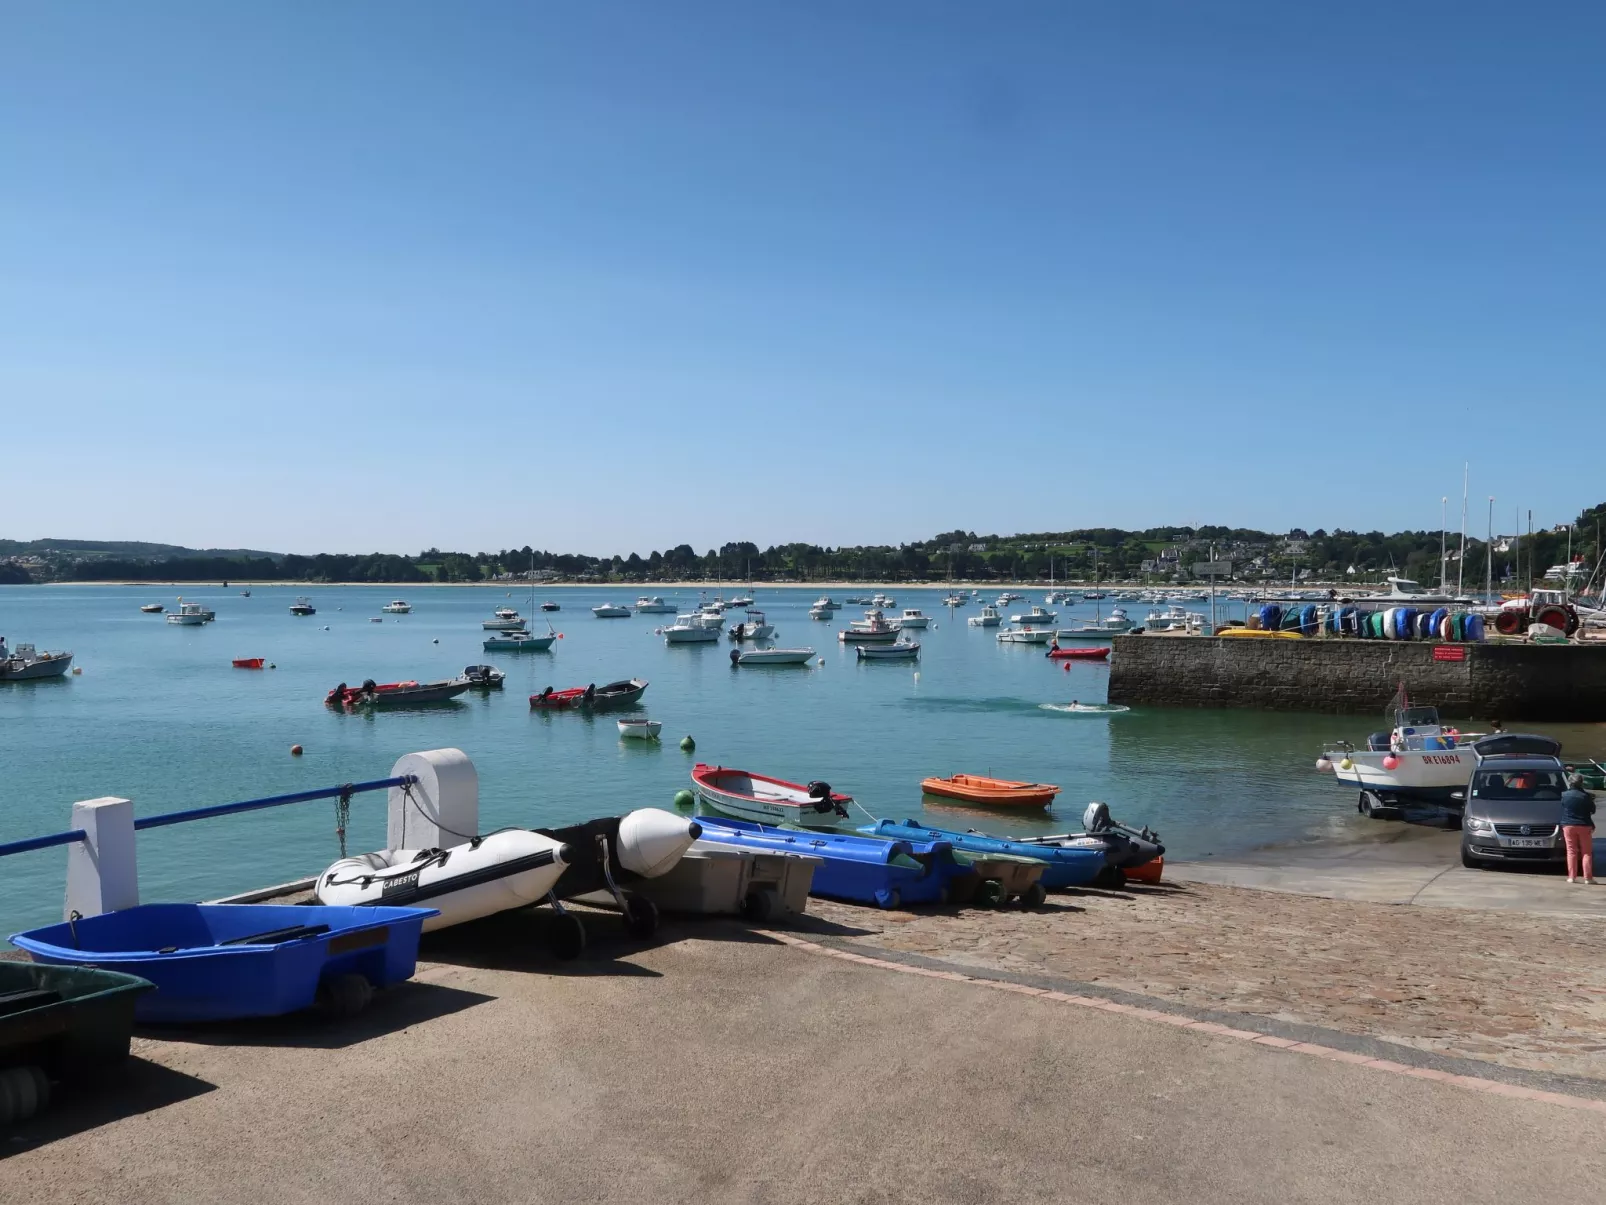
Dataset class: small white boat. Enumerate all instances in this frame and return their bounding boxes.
[540,601,561,612]
[634,596,676,614]
[167,602,209,626]
[727,593,755,608]
[968,605,1002,627]
[942,594,968,608]
[857,639,919,660]
[663,613,722,644]
[315,829,571,932]
[894,609,930,629]
[839,610,898,643]
[731,647,816,665]
[381,600,412,614]
[691,764,852,828]
[593,603,632,618]
[483,607,528,631]
[727,609,776,641]
[139,603,165,614]
[463,664,506,687]
[0,642,74,681]
[872,593,896,609]
[697,606,726,628]
[289,597,316,616]
[811,596,839,613]
[997,626,1053,644]
[1011,606,1058,626]
[618,718,663,740]
[1055,608,1134,641]
[808,604,835,621]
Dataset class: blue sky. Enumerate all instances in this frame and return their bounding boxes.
[3,3,1601,556]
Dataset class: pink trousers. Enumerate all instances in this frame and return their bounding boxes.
[1562,825,1594,880]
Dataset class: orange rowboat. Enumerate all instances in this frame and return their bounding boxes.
[920,773,1060,810]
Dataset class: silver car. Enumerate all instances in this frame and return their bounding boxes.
[1460,756,1569,869]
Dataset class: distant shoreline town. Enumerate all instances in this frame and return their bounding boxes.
[3,508,1601,589]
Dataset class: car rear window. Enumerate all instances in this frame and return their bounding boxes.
[1471,769,1565,800]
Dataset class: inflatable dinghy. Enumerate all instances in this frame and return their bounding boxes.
[315,828,572,932]
[535,809,703,956]
[1039,702,1130,715]
[1012,802,1164,888]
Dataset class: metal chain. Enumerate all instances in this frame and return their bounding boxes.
[334,784,353,858]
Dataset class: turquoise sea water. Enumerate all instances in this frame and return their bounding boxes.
[5,584,1599,934]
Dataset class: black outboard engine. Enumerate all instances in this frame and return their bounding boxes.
[730,649,741,665]
[1367,731,1391,752]
[806,781,834,814]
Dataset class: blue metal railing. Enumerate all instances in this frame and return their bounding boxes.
[0,775,415,859]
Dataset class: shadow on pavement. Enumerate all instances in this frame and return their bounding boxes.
[144,979,493,1049]
[2,1056,215,1158]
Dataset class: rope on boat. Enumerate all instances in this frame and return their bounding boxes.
[401,780,480,842]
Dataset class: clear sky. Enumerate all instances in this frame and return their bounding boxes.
[3,3,1602,556]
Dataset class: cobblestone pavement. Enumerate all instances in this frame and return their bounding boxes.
[804,879,1606,1080]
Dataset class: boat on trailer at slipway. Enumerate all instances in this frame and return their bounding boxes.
[1318,703,1478,816]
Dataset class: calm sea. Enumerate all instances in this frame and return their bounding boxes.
[5,584,1599,933]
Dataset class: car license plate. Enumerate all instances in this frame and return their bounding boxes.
[1507,837,1550,849]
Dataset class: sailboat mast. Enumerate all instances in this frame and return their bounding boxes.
[1457,463,1468,595]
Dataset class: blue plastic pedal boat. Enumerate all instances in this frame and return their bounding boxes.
[693,817,967,908]
[10,904,436,1023]
[858,818,1105,889]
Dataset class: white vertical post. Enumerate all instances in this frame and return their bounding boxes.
[388,748,478,851]
[64,796,139,919]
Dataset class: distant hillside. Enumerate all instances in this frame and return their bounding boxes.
[0,538,283,560]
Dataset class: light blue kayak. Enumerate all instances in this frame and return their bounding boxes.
[858,818,1104,889]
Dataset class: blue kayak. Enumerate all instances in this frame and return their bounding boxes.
[693,816,968,909]
[11,903,436,1023]
[859,818,1105,889]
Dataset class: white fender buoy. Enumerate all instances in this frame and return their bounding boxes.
[616,808,701,878]
[1315,757,1333,772]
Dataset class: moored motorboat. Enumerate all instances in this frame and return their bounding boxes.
[922,772,1060,809]
[9,904,434,1022]
[691,764,852,828]
[634,596,676,614]
[232,657,265,669]
[1011,606,1058,626]
[996,626,1052,644]
[540,601,561,612]
[326,677,472,707]
[857,639,919,660]
[693,817,969,909]
[462,664,505,687]
[0,641,74,681]
[662,613,722,643]
[483,607,527,631]
[381,600,412,614]
[316,830,572,932]
[1046,645,1111,660]
[731,647,816,665]
[139,602,165,613]
[530,678,648,710]
[859,819,1103,891]
[838,610,898,643]
[289,597,317,616]
[967,605,1002,627]
[894,608,930,628]
[727,610,776,641]
[592,603,632,618]
[618,718,663,740]
[166,602,209,626]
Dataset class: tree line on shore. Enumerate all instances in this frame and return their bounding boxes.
[7,505,1601,587]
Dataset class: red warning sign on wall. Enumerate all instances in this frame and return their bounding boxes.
[1433,645,1467,662]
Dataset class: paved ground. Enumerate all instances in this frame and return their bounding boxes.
[4,911,1604,1204]
[1171,820,1606,916]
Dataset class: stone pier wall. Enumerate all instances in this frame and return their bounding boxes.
[1106,636,1606,720]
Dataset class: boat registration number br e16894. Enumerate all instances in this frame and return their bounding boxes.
[1507,837,1551,849]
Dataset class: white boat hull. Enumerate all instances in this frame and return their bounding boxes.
[166,614,206,625]
[664,627,720,643]
[315,829,570,931]
[735,648,816,665]
[693,782,840,829]
[1325,748,1475,796]
[618,720,663,740]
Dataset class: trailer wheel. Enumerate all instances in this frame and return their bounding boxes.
[0,1065,49,1127]
[1094,866,1127,890]
[549,913,587,960]
[622,892,659,939]
[1021,882,1048,909]
[973,880,1005,908]
[316,973,373,1019]
[877,888,902,910]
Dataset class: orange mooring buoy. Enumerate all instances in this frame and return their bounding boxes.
[290,744,304,757]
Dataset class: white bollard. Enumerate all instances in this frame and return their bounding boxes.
[64,797,139,920]
[388,749,478,851]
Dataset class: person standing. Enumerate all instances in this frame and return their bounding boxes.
[1559,772,1596,884]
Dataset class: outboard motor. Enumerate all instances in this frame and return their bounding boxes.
[729,649,741,665]
[806,781,834,814]
[1367,731,1391,752]
[1082,801,1111,833]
